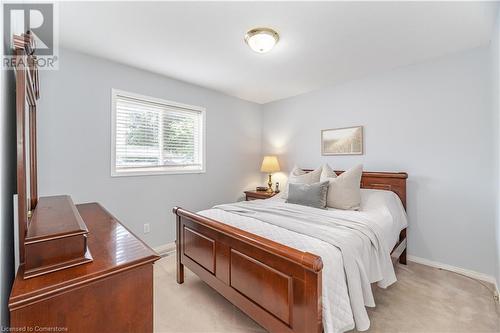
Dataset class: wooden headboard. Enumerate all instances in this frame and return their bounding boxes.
[303,169,408,209]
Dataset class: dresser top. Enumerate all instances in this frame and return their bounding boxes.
[26,195,88,242]
[9,202,160,309]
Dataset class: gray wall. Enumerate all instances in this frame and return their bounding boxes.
[37,48,262,248]
[262,47,496,277]
[0,31,16,329]
[491,6,500,288]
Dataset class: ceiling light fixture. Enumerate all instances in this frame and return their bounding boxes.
[244,28,279,54]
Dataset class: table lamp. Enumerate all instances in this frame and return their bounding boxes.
[260,156,280,192]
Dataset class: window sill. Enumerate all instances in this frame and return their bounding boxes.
[111,167,206,177]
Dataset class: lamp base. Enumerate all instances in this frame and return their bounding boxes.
[267,174,273,192]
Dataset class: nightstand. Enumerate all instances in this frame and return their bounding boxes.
[244,190,277,201]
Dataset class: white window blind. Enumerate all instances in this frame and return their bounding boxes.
[112,90,205,176]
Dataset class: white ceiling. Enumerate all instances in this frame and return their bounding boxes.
[59,1,498,104]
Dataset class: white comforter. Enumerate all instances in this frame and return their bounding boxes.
[198,189,408,333]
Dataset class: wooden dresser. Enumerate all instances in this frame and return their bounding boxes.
[9,203,160,332]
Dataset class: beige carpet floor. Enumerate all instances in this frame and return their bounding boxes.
[154,254,500,333]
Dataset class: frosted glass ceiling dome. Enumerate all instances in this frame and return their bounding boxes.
[244,28,279,54]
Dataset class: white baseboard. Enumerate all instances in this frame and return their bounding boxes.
[153,242,176,256]
[407,255,497,286]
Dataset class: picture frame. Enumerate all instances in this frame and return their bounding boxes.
[321,126,363,155]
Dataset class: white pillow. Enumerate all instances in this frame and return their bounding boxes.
[321,164,337,179]
[282,166,322,199]
[290,166,306,177]
[321,164,363,210]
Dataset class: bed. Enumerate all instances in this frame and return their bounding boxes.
[173,170,408,333]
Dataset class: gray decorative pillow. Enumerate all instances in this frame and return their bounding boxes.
[281,166,322,199]
[286,181,330,209]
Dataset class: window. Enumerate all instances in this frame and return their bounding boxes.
[111,89,205,176]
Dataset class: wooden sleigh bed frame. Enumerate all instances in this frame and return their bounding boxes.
[173,170,408,333]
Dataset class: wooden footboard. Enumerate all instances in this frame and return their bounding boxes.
[173,207,323,333]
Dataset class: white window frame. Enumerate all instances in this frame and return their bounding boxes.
[111,89,206,177]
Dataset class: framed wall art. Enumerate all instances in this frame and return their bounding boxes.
[321,126,363,155]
